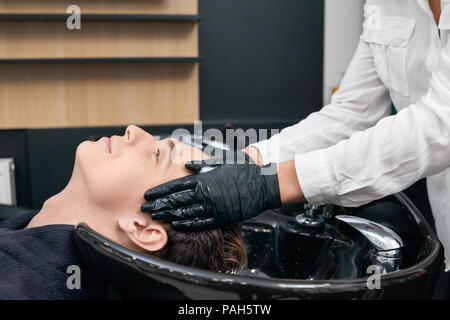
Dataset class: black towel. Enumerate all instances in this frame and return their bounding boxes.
[0,212,108,300]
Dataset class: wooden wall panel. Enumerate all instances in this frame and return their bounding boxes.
[0,62,199,128]
[0,21,198,59]
[0,0,198,15]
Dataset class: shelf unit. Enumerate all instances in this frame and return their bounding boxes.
[0,13,202,22]
[0,1,200,129]
[0,0,199,15]
[0,57,201,64]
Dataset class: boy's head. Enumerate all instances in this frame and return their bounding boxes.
[70,125,247,273]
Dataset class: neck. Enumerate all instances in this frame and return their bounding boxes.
[26,179,141,252]
[27,179,105,228]
[429,0,442,26]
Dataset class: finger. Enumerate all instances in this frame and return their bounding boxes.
[203,157,225,167]
[171,217,217,232]
[149,210,179,223]
[184,161,204,174]
[150,204,207,222]
[185,158,223,174]
[144,175,198,201]
[173,204,208,220]
[141,189,196,212]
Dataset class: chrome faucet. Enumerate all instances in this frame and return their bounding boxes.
[295,203,325,228]
[336,215,404,273]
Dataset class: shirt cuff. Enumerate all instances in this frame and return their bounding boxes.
[250,135,281,165]
[294,148,339,205]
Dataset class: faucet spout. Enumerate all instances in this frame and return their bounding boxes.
[336,215,404,273]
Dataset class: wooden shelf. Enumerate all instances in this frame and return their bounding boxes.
[0,62,200,128]
[0,0,200,128]
[0,57,201,64]
[0,13,201,22]
[0,0,198,15]
[0,21,199,59]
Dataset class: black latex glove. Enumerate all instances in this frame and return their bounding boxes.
[141,159,282,232]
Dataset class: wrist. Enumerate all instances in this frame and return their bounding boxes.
[243,146,263,166]
[259,164,282,210]
[277,160,305,204]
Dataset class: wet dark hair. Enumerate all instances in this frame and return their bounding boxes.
[153,223,247,274]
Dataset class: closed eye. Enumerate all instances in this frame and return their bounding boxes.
[153,139,176,163]
[154,147,160,162]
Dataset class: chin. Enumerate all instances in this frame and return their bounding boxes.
[75,140,93,159]
[73,141,104,187]
[75,140,107,167]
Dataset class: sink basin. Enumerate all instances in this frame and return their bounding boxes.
[73,192,443,299]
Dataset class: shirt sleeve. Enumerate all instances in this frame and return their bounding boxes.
[296,23,450,206]
[251,38,392,164]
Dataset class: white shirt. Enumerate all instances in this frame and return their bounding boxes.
[251,0,450,270]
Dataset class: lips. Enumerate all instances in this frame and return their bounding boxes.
[100,137,111,153]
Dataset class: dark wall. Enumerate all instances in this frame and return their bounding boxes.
[0,130,31,206]
[199,0,324,122]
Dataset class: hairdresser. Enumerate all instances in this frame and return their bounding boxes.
[142,1,450,271]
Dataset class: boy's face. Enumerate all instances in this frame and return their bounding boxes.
[74,124,208,213]
[67,125,210,253]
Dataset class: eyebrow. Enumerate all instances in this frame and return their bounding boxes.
[166,139,176,151]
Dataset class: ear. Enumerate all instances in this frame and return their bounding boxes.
[118,216,168,252]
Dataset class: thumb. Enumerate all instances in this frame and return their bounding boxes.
[185,158,224,174]
[185,160,205,173]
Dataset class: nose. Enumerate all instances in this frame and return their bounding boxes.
[124,125,158,145]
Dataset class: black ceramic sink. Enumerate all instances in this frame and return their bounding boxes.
[241,211,372,281]
[74,192,443,299]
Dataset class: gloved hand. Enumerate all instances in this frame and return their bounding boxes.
[141,157,282,232]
